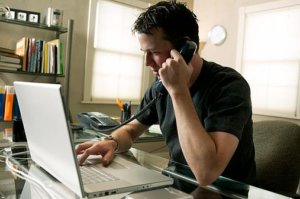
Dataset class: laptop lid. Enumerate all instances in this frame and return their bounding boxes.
[14,81,173,198]
[14,81,85,197]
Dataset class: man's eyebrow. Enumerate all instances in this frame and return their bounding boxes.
[140,48,156,52]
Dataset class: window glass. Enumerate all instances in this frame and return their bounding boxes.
[84,0,149,103]
[237,3,300,118]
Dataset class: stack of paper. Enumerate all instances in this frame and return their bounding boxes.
[149,124,162,135]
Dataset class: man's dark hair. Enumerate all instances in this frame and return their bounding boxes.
[132,0,199,50]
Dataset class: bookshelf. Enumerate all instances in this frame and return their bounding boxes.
[0,17,74,124]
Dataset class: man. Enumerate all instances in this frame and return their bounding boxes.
[76,0,256,191]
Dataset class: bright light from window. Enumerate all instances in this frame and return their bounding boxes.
[84,0,147,103]
[237,2,300,118]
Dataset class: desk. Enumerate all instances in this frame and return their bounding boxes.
[0,130,295,199]
[74,128,169,158]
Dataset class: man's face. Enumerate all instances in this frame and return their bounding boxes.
[137,28,174,78]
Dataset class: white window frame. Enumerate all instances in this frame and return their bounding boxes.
[83,0,150,104]
[236,0,300,119]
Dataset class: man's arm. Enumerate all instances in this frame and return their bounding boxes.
[111,119,149,152]
[76,119,148,165]
[171,86,238,186]
[160,50,239,186]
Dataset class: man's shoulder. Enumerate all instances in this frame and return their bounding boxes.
[204,59,249,84]
[203,59,239,76]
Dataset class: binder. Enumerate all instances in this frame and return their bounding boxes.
[0,85,5,121]
[3,86,15,121]
[13,95,21,120]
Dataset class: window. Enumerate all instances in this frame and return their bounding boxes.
[236,0,300,119]
[83,0,150,104]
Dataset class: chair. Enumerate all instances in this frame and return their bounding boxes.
[253,120,300,198]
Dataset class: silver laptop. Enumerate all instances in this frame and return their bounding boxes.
[14,81,173,198]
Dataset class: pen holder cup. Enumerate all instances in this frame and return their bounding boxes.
[120,111,131,123]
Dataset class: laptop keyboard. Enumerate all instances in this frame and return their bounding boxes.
[80,165,119,184]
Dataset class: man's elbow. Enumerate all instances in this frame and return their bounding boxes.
[195,172,219,186]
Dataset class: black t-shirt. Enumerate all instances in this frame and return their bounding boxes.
[135,59,256,186]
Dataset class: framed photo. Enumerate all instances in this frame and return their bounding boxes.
[6,9,40,23]
[16,11,27,21]
[28,12,40,23]
[5,10,16,20]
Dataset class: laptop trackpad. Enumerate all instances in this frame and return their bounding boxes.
[109,161,127,169]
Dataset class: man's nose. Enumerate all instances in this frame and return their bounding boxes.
[145,52,153,67]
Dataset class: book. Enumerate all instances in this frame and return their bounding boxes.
[0,52,21,64]
[47,39,63,75]
[0,61,22,69]
[0,47,15,54]
[4,86,15,121]
[0,55,21,64]
[0,85,5,121]
[15,37,64,74]
[28,38,37,72]
[49,44,55,74]
[0,66,18,71]
[16,37,29,71]
[26,38,33,72]
[36,40,44,73]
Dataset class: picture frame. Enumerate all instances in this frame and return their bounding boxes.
[16,11,27,21]
[5,10,16,20]
[28,12,40,23]
[5,9,40,23]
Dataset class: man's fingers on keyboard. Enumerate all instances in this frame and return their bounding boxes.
[102,151,114,166]
[78,152,89,166]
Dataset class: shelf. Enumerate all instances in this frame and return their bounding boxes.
[0,17,68,34]
[0,120,13,129]
[0,69,64,77]
[0,120,13,123]
[0,18,73,112]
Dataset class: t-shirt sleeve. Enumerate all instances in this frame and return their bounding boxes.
[204,76,252,140]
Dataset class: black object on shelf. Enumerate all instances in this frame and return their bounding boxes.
[12,119,27,142]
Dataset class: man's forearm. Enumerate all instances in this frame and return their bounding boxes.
[111,119,148,152]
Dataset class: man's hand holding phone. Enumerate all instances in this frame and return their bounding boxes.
[159,49,194,95]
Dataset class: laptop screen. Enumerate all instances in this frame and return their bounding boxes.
[14,81,85,197]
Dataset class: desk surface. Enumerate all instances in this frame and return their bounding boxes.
[0,130,296,199]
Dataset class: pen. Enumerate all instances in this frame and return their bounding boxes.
[116,98,124,111]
